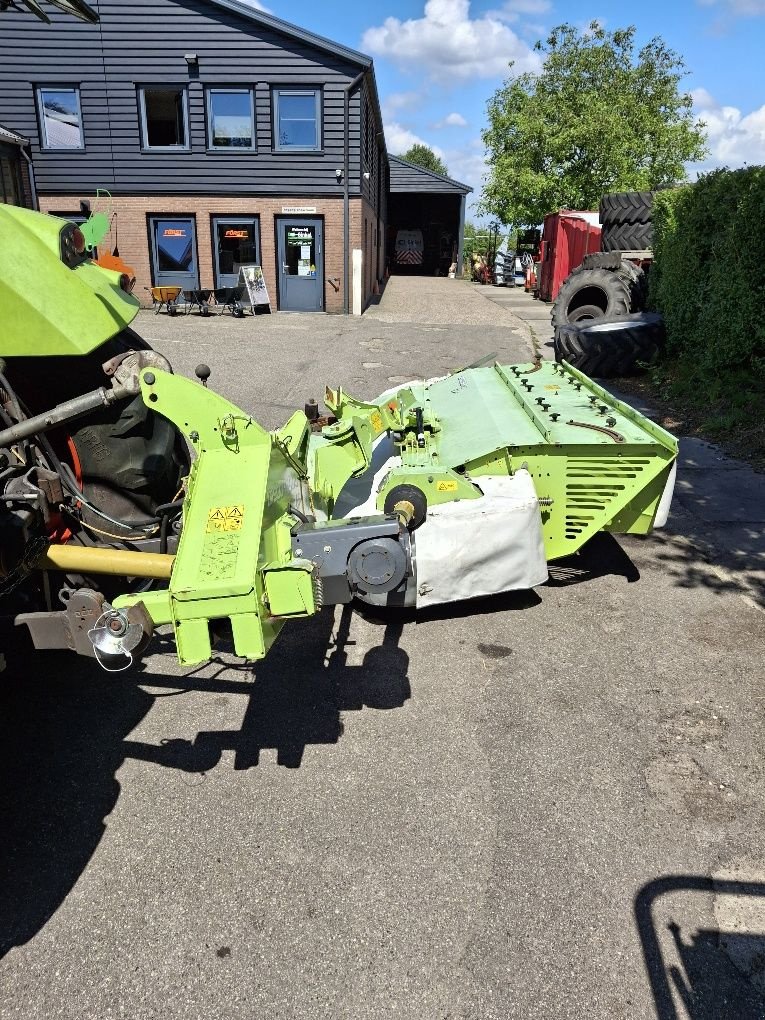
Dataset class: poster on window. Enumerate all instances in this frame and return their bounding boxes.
[238,264,270,308]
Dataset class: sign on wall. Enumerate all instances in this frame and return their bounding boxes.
[282,206,317,214]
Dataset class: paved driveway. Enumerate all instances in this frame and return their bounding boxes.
[2,278,764,1020]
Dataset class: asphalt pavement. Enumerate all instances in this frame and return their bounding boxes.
[1,277,764,1020]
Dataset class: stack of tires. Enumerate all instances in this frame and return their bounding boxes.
[552,191,664,378]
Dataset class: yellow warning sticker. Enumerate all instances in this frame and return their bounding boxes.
[436,480,459,492]
[370,411,384,434]
[544,384,561,391]
[207,505,246,533]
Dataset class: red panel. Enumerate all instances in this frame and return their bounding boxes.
[537,212,601,302]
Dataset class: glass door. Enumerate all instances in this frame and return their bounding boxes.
[149,216,198,291]
[213,217,260,290]
[277,218,323,312]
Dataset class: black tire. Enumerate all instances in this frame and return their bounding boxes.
[551,268,633,328]
[599,191,653,225]
[553,313,666,378]
[581,252,623,271]
[601,221,653,252]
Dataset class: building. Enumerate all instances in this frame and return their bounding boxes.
[0,125,34,208]
[0,0,389,313]
[387,155,471,277]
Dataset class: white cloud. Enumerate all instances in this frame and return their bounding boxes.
[691,87,765,172]
[488,0,551,22]
[435,112,468,128]
[361,0,541,81]
[381,91,423,121]
[385,122,445,158]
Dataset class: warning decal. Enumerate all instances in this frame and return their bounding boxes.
[207,505,246,533]
[435,480,458,492]
[370,411,384,434]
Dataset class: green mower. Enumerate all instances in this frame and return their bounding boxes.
[0,205,678,670]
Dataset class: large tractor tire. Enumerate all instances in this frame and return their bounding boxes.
[600,220,654,252]
[599,191,653,226]
[551,267,633,327]
[553,313,665,378]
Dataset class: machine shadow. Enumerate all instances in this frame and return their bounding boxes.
[124,604,411,772]
[0,605,409,958]
[635,875,765,1019]
[0,642,155,961]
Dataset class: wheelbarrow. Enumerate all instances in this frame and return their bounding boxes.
[182,288,213,315]
[146,286,182,315]
[213,284,249,318]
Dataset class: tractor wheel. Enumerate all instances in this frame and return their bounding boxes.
[599,191,654,226]
[551,268,633,327]
[580,252,624,272]
[554,313,666,378]
[600,220,654,252]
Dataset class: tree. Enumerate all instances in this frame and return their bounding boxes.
[398,143,448,177]
[480,23,708,227]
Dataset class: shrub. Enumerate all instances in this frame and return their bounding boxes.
[648,167,765,403]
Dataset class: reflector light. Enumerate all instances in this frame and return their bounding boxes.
[72,227,85,254]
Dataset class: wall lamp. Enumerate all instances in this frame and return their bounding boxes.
[335,168,344,183]
[184,53,199,65]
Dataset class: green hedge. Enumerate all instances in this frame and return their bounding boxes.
[648,166,765,399]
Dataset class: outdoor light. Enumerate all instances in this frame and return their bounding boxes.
[335,168,344,182]
[184,52,198,65]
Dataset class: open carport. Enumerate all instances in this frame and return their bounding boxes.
[387,155,471,277]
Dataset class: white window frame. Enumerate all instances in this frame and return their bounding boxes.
[139,86,190,152]
[273,88,322,152]
[206,88,256,151]
[36,86,84,151]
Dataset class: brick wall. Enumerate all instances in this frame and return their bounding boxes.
[38,194,366,314]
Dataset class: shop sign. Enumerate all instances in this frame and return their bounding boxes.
[224,229,249,238]
[163,228,186,237]
[282,206,316,214]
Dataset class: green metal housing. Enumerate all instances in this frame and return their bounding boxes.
[0,205,139,356]
[115,360,677,666]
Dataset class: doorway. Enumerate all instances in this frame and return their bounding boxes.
[212,217,260,290]
[277,217,323,311]
[148,216,198,290]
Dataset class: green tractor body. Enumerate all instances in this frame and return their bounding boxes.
[0,206,678,670]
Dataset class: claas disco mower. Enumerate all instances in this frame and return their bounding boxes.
[0,205,678,671]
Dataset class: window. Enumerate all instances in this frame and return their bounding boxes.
[36,87,83,149]
[273,89,321,151]
[207,89,254,149]
[140,87,188,149]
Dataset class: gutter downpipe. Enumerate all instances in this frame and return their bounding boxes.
[20,147,38,210]
[343,70,365,316]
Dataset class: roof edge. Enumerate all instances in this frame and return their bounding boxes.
[0,123,29,146]
[388,154,473,194]
[205,0,373,69]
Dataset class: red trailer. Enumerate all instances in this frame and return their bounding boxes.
[536,211,601,302]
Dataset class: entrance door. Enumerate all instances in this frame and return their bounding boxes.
[149,216,198,291]
[213,217,259,289]
[277,218,323,311]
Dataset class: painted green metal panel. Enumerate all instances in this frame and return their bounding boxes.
[0,205,139,356]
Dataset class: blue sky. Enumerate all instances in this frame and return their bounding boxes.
[249,0,765,217]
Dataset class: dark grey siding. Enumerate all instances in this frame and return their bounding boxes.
[389,156,471,195]
[0,0,375,199]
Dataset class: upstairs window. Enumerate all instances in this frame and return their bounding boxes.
[273,89,321,151]
[36,87,83,149]
[207,89,255,149]
[140,87,188,149]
